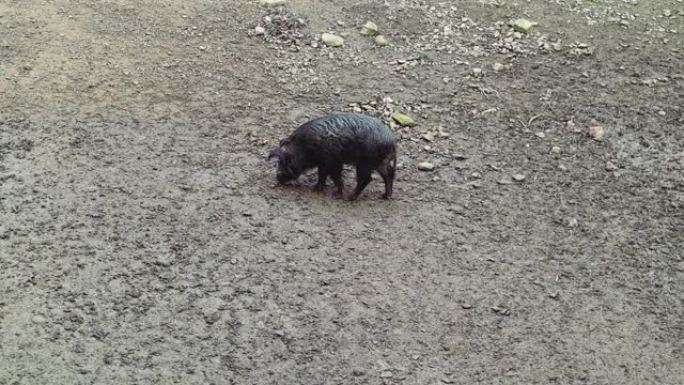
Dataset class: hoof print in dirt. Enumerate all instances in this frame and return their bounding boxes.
[268,112,397,200]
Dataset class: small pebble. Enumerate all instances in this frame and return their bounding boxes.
[156,255,172,267]
[461,303,472,309]
[589,125,605,141]
[512,174,526,182]
[374,35,388,46]
[203,309,221,324]
[380,371,394,378]
[493,62,504,72]
[605,161,618,171]
[254,26,265,35]
[658,110,666,116]
[551,146,561,154]
[417,162,435,171]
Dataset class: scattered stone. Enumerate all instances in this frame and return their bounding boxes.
[509,18,537,33]
[374,35,388,46]
[417,162,435,171]
[535,132,546,138]
[392,112,415,127]
[461,303,472,309]
[605,161,618,171]
[203,309,221,324]
[198,46,206,51]
[588,125,605,141]
[551,145,561,154]
[472,67,482,76]
[361,21,379,36]
[512,174,526,182]
[493,62,504,72]
[663,9,672,17]
[567,218,579,228]
[380,371,394,378]
[497,177,513,185]
[658,110,666,116]
[491,306,511,316]
[254,26,266,36]
[321,33,344,47]
[156,254,172,267]
[257,0,286,7]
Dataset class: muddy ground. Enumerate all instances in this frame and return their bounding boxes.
[1,0,683,384]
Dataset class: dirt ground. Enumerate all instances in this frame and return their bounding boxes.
[1,0,683,384]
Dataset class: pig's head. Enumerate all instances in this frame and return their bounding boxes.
[268,141,304,184]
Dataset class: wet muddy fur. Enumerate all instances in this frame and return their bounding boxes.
[269,112,397,200]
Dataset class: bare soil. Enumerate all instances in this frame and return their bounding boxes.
[1,1,683,384]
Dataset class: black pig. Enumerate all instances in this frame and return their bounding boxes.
[268,112,397,200]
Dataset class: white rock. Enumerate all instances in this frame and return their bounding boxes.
[493,62,504,72]
[374,35,388,46]
[254,26,265,35]
[361,21,379,36]
[417,162,435,171]
[257,0,286,7]
[512,173,526,182]
[321,33,344,47]
[589,125,605,141]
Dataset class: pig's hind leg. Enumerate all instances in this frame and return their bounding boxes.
[349,165,372,201]
[377,155,396,199]
[329,164,344,197]
[314,167,329,191]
